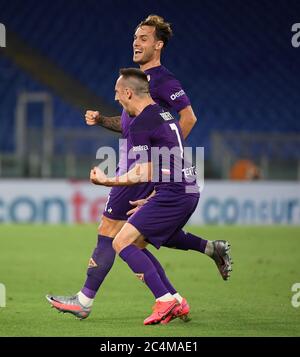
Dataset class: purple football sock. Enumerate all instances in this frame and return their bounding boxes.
[82,235,115,298]
[142,248,177,295]
[163,230,207,253]
[119,245,169,299]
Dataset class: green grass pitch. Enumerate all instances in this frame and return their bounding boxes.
[0,225,299,337]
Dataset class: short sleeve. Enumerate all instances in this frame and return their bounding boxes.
[157,78,191,113]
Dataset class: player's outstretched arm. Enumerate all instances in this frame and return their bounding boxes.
[85,110,122,133]
[178,105,197,139]
[90,163,152,187]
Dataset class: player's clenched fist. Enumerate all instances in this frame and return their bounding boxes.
[85,110,100,125]
[90,166,107,185]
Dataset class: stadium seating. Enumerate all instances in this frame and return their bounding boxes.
[1,0,299,171]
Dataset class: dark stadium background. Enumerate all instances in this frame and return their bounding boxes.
[0,0,299,341]
[1,0,300,180]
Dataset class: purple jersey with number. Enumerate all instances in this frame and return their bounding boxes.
[103,66,192,221]
[118,65,191,174]
[127,103,199,249]
[128,104,198,191]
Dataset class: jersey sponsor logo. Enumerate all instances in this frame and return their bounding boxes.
[170,89,185,101]
[88,258,98,268]
[160,111,174,121]
[132,144,149,152]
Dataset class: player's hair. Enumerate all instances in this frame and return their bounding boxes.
[119,68,150,96]
[136,14,173,48]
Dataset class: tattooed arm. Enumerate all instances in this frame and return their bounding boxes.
[85,110,122,133]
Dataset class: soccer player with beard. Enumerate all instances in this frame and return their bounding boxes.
[46,15,231,321]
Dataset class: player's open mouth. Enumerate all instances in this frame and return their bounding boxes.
[134,49,143,55]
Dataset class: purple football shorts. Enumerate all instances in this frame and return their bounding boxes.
[128,186,200,248]
[102,183,155,221]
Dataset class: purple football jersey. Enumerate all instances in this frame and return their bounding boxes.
[129,104,198,190]
[103,66,192,220]
[118,65,191,174]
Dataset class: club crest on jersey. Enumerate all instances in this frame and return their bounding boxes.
[135,273,145,283]
[88,258,98,268]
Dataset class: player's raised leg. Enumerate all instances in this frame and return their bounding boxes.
[163,230,233,280]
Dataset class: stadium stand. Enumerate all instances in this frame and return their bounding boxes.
[0,0,299,178]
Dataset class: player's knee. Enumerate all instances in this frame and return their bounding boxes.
[97,223,102,235]
[113,231,130,254]
[134,238,148,249]
[98,216,115,237]
[98,225,114,237]
[112,237,121,253]
[98,215,125,237]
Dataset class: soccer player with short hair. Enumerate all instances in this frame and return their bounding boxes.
[46,15,231,321]
[88,68,200,324]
